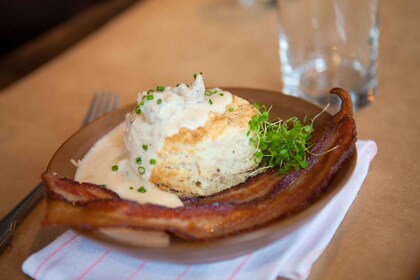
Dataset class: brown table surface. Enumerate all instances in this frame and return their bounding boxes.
[1,0,419,279]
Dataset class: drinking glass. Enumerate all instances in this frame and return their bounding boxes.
[277,0,379,112]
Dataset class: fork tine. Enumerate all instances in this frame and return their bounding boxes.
[93,92,105,120]
[83,92,120,126]
[112,94,121,111]
[103,92,112,114]
[82,92,99,125]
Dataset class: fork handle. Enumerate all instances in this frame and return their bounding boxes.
[0,183,44,251]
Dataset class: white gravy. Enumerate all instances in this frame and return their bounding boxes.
[75,74,232,208]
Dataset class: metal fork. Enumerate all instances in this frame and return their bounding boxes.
[0,92,120,252]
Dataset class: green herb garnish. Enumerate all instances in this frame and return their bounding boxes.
[129,186,134,190]
[156,85,165,92]
[142,144,148,151]
[229,107,234,112]
[193,72,203,79]
[135,105,141,115]
[135,157,142,164]
[248,104,314,174]
[150,159,156,165]
[209,99,213,105]
[205,89,218,96]
[138,166,145,175]
[112,165,119,171]
[147,95,154,101]
[157,99,162,105]
[137,186,147,193]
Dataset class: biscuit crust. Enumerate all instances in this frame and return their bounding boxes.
[150,95,258,197]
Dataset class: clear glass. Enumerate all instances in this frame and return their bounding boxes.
[277,0,379,112]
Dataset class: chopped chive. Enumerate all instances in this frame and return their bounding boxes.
[150,159,156,165]
[137,186,146,193]
[129,186,134,190]
[147,89,153,95]
[205,89,218,96]
[193,72,203,79]
[139,101,144,106]
[142,95,146,100]
[220,93,224,96]
[99,184,107,188]
[135,157,142,164]
[112,165,118,171]
[142,144,148,151]
[157,99,162,105]
[156,85,165,92]
[209,99,213,105]
[138,166,145,175]
[229,107,234,112]
[147,95,154,101]
[135,105,141,115]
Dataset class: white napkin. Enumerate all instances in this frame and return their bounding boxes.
[23,140,377,280]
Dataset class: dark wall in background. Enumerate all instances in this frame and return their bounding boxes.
[0,0,101,56]
[0,0,138,90]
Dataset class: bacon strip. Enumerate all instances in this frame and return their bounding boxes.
[42,88,356,241]
[43,174,119,203]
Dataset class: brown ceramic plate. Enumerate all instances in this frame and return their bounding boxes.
[47,88,356,263]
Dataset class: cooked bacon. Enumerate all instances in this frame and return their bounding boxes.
[42,88,356,241]
[181,170,284,205]
[42,174,119,203]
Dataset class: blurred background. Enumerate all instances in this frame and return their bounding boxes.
[0,0,139,90]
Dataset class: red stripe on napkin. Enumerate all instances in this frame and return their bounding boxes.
[175,265,192,280]
[77,249,110,280]
[33,232,79,278]
[228,254,253,280]
[127,261,147,280]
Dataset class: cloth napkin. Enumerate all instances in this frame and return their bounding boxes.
[23,140,377,280]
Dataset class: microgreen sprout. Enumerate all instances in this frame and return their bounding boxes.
[248,104,316,174]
